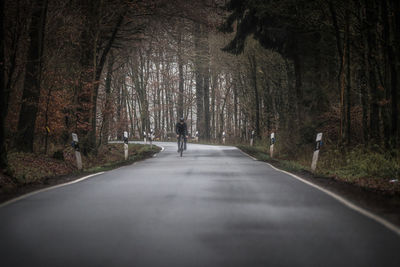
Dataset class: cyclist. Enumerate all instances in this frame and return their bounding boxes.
[176,117,188,152]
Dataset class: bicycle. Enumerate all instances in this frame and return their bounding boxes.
[177,135,185,157]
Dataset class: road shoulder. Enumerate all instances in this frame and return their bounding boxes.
[237,146,400,234]
[0,144,162,205]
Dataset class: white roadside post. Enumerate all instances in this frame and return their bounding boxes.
[311,133,323,172]
[270,132,275,158]
[195,131,199,142]
[250,130,254,146]
[71,133,82,170]
[143,131,147,144]
[222,131,226,144]
[123,131,128,160]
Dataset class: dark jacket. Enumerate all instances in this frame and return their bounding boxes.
[176,122,187,135]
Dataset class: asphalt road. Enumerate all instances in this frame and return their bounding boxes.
[1,142,400,267]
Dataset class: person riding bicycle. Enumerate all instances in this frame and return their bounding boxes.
[176,117,188,152]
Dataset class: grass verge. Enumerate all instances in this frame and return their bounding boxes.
[237,144,400,195]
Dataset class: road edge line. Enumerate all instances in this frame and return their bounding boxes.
[0,145,163,208]
[267,163,400,236]
[0,172,105,209]
[238,148,400,237]
[238,149,258,161]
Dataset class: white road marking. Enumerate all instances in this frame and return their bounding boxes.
[238,148,400,237]
[0,145,165,208]
[3,144,399,238]
[0,172,104,208]
[238,149,258,161]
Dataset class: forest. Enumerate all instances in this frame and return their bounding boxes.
[0,0,399,184]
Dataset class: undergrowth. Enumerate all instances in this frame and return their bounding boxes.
[319,147,400,181]
[5,144,160,186]
[238,144,400,193]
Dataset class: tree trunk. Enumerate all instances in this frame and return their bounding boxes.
[249,54,260,139]
[293,52,303,125]
[386,0,399,147]
[126,90,134,139]
[380,0,391,148]
[284,59,299,143]
[75,0,97,154]
[0,0,7,168]
[43,85,52,154]
[203,66,210,140]
[4,0,23,123]
[233,81,238,138]
[156,50,161,135]
[358,4,370,145]
[345,10,351,145]
[365,0,380,143]
[161,58,166,138]
[89,14,124,150]
[263,79,271,134]
[211,71,217,139]
[194,23,204,139]
[16,0,48,152]
[393,0,400,146]
[101,51,114,145]
[177,31,184,119]
[202,31,211,140]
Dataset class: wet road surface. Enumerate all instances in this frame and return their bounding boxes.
[1,142,400,267]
